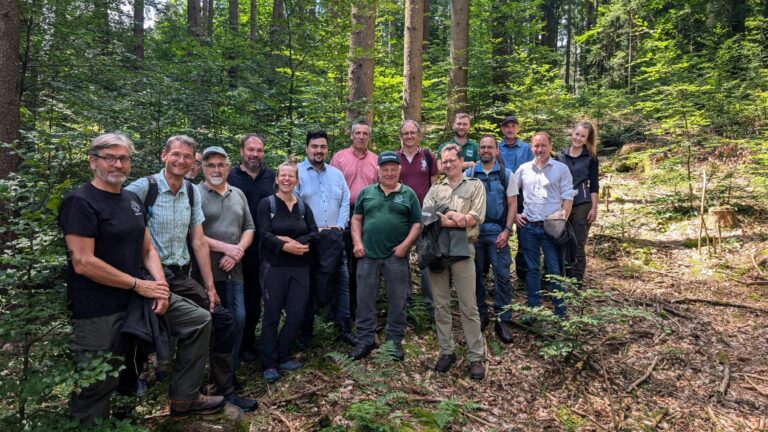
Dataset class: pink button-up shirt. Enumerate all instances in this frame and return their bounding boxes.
[330,147,378,205]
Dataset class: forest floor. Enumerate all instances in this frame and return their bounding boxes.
[149,140,768,431]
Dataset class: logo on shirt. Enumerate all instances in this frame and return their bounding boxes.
[130,200,142,216]
[393,194,405,204]
[420,159,427,171]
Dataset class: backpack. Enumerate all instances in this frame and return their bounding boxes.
[423,149,434,182]
[142,175,195,216]
[268,195,305,219]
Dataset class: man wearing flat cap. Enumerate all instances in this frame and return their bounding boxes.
[348,151,421,362]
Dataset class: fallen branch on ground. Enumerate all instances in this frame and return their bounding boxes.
[271,385,326,406]
[570,407,609,431]
[627,356,659,393]
[670,297,768,313]
[272,410,294,432]
[718,364,730,395]
[743,375,768,396]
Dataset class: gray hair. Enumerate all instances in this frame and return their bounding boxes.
[164,135,197,153]
[89,132,135,156]
[399,119,421,135]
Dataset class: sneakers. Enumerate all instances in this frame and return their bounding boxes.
[278,360,304,371]
[263,368,280,383]
[224,392,257,413]
[170,393,226,417]
[349,342,377,361]
[494,320,514,344]
[469,361,485,380]
[434,354,456,373]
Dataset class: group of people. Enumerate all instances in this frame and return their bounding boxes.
[59,113,598,423]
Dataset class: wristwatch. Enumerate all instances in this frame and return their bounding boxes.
[505,225,513,233]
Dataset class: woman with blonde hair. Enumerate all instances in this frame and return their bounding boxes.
[556,122,599,285]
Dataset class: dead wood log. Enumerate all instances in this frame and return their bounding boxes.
[670,297,768,313]
[626,356,659,393]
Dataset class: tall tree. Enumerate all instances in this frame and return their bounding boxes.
[347,0,376,124]
[204,0,214,37]
[250,0,258,40]
[446,0,469,127]
[491,0,511,103]
[188,0,202,38]
[0,0,21,178]
[229,0,239,32]
[728,0,747,34]
[403,0,424,122]
[132,0,144,62]
[539,0,559,49]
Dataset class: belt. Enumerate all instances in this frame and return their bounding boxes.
[165,264,190,275]
[467,238,478,244]
[528,221,545,227]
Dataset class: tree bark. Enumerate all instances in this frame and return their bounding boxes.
[132,0,144,62]
[250,0,258,40]
[565,0,572,90]
[423,0,430,44]
[270,0,286,43]
[204,0,214,38]
[0,0,22,179]
[491,0,510,103]
[446,0,469,128]
[347,0,376,125]
[728,0,747,34]
[403,0,424,123]
[188,0,202,38]
[229,0,239,32]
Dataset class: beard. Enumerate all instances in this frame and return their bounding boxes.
[243,158,262,172]
[208,176,224,186]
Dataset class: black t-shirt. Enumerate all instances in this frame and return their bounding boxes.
[227,165,276,237]
[58,183,146,319]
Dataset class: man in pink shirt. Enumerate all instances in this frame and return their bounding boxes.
[330,120,378,320]
[331,121,379,209]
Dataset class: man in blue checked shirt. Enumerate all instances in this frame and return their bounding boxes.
[295,129,357,347]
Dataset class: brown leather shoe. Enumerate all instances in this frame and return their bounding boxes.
[170,393,226,418]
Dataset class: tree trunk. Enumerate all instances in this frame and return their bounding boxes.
[403,0,424,122]
[0,0,22,178]
[229,0,238,32]
[491,0,510,103]
[270,0,286,43]
[250,0,258,40]
[539,0,559,49]
[347,0,376,125]
[446,0,469,128]
[423,0,430,44]
[728,0,747,34]
[188,0,202,38]
[564,0,572,91]
[132,0,144,63]
[204,0,214,38]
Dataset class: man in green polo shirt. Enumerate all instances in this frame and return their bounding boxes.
[349,151,421,362]
[437,112,479,172]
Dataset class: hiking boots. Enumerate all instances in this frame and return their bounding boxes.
[434,354,456,373]
[170,393,226,417]
[469,361,486,381]
[224,392,257,413]
[349,342,377,361]
[494,320,514,344]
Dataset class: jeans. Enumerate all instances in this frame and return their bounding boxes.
[474,233,513,321]
[355,255,410,346]
[215,280,245,369]
[241,245,262,355]
[520,223,567,316]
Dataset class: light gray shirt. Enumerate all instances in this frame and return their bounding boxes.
[515,158,575,222]
[197,182,255,282]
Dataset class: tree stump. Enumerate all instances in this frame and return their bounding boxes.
[709,206,737,229]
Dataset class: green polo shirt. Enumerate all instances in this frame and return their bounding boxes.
[436,138,479,162]
[354,183,421,259]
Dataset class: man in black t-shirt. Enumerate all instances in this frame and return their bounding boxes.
[59,132,224,423]
[227,132,276,361]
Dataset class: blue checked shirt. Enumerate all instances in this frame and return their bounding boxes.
[125,170,205,266]
[294,160,350,229]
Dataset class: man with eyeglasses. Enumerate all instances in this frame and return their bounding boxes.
[185,152,203,181]
[59,132,224,422]
[196,146,255,388]
[423,143,487,380]
[126,135,255,412]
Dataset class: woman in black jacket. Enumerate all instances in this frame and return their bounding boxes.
[257,159,318,382]
[556,122,599,285]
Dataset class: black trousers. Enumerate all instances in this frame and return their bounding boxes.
[241,245,262,354]
[260,262,309,370]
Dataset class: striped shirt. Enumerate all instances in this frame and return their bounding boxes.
[125,170,205,266]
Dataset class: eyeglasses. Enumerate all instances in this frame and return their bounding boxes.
[167,152,194,161]
[204,163,229,170]
[93,154,131,165]
[400,131,418,137]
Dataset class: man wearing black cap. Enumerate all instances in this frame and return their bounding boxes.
[348,151,422,361]
[498,115,534,286]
